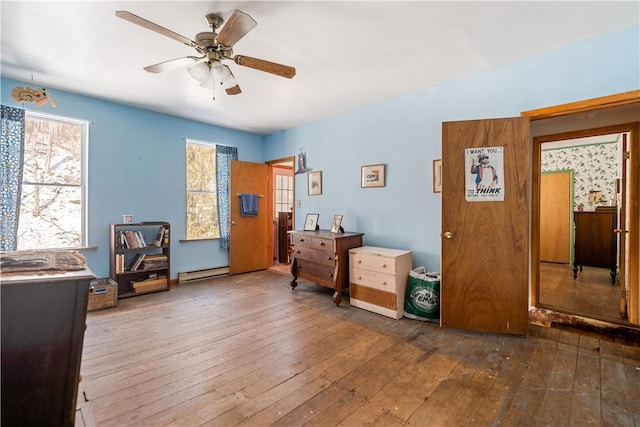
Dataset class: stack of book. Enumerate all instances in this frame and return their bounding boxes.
[141,253,168,270]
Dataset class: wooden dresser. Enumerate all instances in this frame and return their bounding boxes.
[573,210,617,284]
[1,269,95,426]
[289,230,363,305]
[349,246,412,319]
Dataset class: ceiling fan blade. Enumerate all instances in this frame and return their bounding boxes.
[216,10,257,47]
[115,11,199,49]
[226,84,242,95]
[233,55,296,79]
[143,56,203,73]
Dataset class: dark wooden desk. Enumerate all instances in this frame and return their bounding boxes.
[289,230,363,305]
[1,269,95,426]
[573,211,617,284]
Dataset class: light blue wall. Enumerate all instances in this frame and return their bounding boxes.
[2,24,638,278]
[1,78,264,278]
[264,24,640,271]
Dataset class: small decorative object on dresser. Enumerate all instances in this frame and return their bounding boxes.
[349,246,413,319]
[289,229,364,305]
[361,164,386,188]
[303,213,319,231]
[330,214,343,233]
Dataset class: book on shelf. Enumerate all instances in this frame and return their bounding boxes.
[163,226,169,245]
[153,226,165,247]
[127,253,146,271]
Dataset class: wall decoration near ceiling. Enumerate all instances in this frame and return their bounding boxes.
[11,86,56,107]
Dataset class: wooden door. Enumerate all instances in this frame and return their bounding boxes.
[540,172,571,263]
[441,117,530,335]
[229,160,270,274]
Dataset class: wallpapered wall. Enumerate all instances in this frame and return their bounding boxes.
[542,141,619,210]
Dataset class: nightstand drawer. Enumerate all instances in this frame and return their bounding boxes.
[349,268,397,293]
[350,252,397,275]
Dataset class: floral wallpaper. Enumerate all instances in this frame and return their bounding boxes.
[541,141,619,210]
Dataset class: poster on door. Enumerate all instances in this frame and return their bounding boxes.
[465,146,504,202]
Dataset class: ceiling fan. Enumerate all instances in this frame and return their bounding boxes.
[115,9,296,98]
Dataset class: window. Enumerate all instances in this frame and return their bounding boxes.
[186,139,220,239]
[274,173,293,218]
[17,112,88,250]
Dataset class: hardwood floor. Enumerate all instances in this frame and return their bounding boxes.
[539,262,622,322]
[79,269,640,426]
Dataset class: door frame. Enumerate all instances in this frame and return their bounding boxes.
[523,90,640,324]
[265,156,296,266]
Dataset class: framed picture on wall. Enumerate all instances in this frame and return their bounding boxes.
[361,164,385,188]
[308,171,322,195]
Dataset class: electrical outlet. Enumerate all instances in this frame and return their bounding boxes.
[296,200,301,208]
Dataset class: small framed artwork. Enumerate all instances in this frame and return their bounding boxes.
[433,159,442,193]
[361,164,385,188]
[304,213,319,231]
[330,214,343,233]
[122,214,133,224]
[308,171,322,196]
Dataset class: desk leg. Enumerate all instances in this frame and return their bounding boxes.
[573,263,578,280]
[290,257,298,290]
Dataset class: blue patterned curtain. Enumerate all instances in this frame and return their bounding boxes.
[1,105,26,252]
[216,145,238,249]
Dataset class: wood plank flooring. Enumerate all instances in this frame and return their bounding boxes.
[79,269,640,426]
[539,262,622,322]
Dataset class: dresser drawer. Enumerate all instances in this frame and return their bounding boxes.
[290,233,312,247]
[351,284,397,310]
[350,268,397,293]
[296,259,336,283]
[350,251,397,275]
[292,246,336,267]
[311,237,334,251]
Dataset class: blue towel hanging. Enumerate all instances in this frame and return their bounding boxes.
[241,193,259,216]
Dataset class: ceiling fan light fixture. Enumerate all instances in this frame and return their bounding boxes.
[187,61,210,83]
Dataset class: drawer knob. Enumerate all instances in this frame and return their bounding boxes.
[380,264,386,268]
[320,242,325,246]
[327,256,332,260]
[300,238,305,242]
[357,259,362,263]
[358,276,362,280]
[296,250,300,254]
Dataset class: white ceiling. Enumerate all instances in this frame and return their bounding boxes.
[2,1,638,135]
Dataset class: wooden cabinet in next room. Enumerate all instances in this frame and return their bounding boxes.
[573,210,617,284]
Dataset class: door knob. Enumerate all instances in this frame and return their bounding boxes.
[231,221,236,225]
[443,231,453,239]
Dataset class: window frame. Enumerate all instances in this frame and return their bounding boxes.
[185,138,220,241]
[19,111,89,249]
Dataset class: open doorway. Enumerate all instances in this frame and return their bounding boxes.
[266,156,295,274]
[525,92,640,331]
[537,132,627,323]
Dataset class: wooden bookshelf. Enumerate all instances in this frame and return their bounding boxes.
[109,221,170,298]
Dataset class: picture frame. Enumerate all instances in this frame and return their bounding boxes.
[122,214,133,224]
[330,214,343,233]
[433,159,442,193]
[303,213,319,231]
[361,164,385,188]
[308,171,322,195]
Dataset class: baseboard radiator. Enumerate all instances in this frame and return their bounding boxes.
[178,266,230,284]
